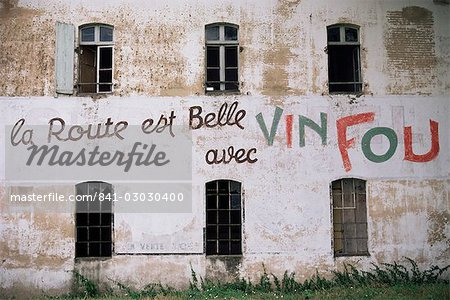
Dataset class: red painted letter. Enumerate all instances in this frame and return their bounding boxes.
[336,112,375,172]
[404,120,439,162]
[286,115,293,148]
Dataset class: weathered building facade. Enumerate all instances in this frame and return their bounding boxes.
[0,0,449,296]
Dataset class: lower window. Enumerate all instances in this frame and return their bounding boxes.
[331,178,368,256]
[75,181,113,258]
[205,179,242,255]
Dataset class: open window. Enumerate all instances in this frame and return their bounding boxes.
[205,179,242,255]
[331,178,369,256]
[205,23,239,93]
[327,24,362,93]
[78,24,114,93]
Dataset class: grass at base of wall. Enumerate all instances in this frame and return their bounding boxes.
[44,284,450,300]
[43,258,449,300]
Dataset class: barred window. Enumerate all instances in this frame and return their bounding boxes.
[75,181,113,258]
[205,179,242,255]
[205,23,239,93]
[331,178,368,256]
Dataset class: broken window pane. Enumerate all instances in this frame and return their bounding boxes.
[345,27,358,42]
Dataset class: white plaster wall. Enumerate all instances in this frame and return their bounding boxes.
[0,96,448,294]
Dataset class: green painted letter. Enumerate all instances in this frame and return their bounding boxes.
[299,113,327,147]
[361,127,398,163]
[256,107,283,146]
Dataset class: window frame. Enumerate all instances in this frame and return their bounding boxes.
[326,24,362,94]
[330,178,369,257]
[205,23,240,94]
[205,179,243,256]
[77,24,115,94]
[75,181,113,259]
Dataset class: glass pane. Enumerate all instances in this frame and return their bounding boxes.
[89,242,101,256]
[101,227,111,242]
[207,69,220,82]
[344,238,357,254]
[332,194,342,208]
[100,26,113,42]
[98,84,112,92]
[206,195,217,209]
[343,209,355,223]
[230,241,241,254]
[206,241,217,255]
[90,227,101,241]
[219,241,229,254]
[345,27,358,42]
[206,26,219,40]
[230,181,241,194]
[225,47,238,67]
[218,180,229,193]
[206,181,217,193]
[76,243,88,257]
[99,70,112,83]
[99,48,113,69]
[81,27,95,42]
[331,180,342,192]
[101,199,112,213]
[225,26,238,40]
[225,82,238,90]
[76,213,88,226]
[101,242,111,256]
[230,225,241,239]
[218,210,229,224]
[77,227,88,242]
[230,210,241,224]
[354,179,365,192]
[357,238,368,253]
[89,213,100,226]
[76,199,89,213]
[327,27,340,42]
[218,195,229,209]
[218,226,229,239]
[90,200,100,212]
[231,195,240,209]
[207,211,217,224]
[206,225,217,239]
[225,69,238,82]
[207,47,220,67]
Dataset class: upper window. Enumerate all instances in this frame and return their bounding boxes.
[78,24,114,94]
[205,23,239,93]
[75,181,113,258]
[331,178,368,256]
[327,24,362,93]
[205,179,242,255]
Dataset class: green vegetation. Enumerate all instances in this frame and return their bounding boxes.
[47,258,449,299]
